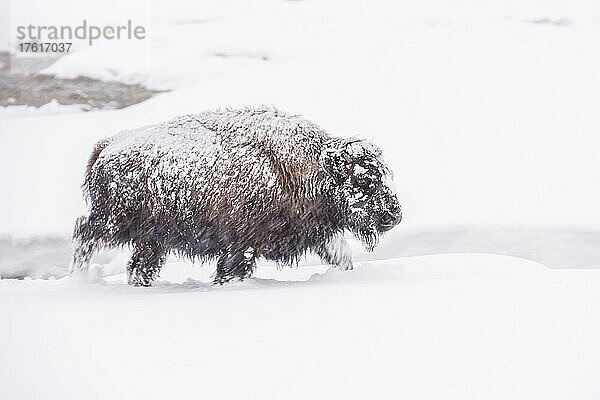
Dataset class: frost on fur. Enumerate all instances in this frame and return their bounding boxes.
[72,106,402,286]
[316,233,353,271]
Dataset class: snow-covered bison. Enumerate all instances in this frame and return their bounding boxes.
[72,106,402,286]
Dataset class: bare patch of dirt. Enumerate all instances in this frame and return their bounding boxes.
[0,52,165,110]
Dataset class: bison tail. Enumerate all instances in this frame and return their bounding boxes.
[71,215,95,274]
[82,139,110,200]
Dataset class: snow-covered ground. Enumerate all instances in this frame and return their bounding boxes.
[2,254,600,399]
[1,0,600,398]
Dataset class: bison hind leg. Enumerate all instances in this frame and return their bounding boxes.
[127,241,167,287]
[214,247,256,285]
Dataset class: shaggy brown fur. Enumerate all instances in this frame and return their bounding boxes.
[72,106,401,286]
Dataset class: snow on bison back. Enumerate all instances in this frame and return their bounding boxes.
[71,106,402,286]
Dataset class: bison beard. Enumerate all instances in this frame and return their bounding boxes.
[71,106,402,286]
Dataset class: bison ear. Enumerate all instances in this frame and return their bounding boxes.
[321,143,351,183]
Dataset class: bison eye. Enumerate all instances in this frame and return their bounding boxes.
[356,176,375,191]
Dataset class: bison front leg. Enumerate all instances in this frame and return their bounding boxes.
[316,233,353,271]
[127,241,167,287]
[214,247,256,285]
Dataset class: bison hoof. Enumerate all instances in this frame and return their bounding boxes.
[128,275,153,287]
[213,274,246,285]
[337,260,354,271]
[213,276,230,285]
[130,281,152,287]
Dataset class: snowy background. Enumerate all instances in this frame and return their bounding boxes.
[1,0,600,398]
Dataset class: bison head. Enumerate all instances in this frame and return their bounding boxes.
[322,138,402,250]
